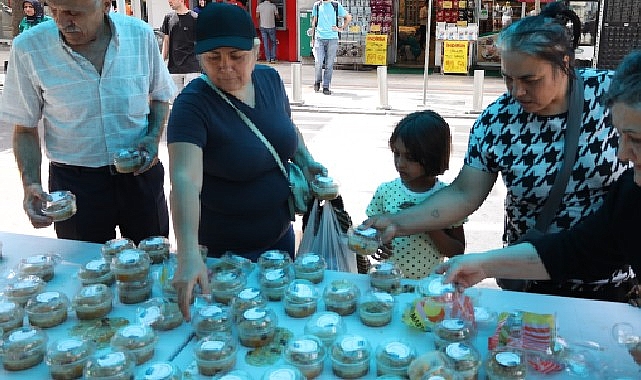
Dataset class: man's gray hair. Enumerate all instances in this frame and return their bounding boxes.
[605,50,641,110]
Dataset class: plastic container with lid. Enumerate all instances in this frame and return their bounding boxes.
[113,148,145,173]
[117,277,153,304]
[293,252,326,284]
[486,348,527,380]
[212,369,254,380]
[358,290,395,327]
[25,291,70,328]
[211,270,247,305]
[73,284,113,320]
[137,298,183,331]
[138,236,170,264]
[194,333,238,376]
[261,365,305,380]
[101,237,135,259]
[210,253,253,276]
[310,175,340,200]
[304,311,346,346]
[230,287,267,323]
[46,338,95,379]
[258,250,293,272]
[259,267,293,301]
[2,325,48,371]
[331,334,371,379]
[414,274,456,331]
[78,258,115,286]
[419,367,456,380]
[18,253,58,282]
[441,342,481,380]
[112,248,151,282]
[84,350,136,379]
[192,302,232,339]
[347,227,380,256]
[433,318,475,350]
[4,275,46,307]
[0,299,24,333]
[323,279,360,316]
[375,339,417,377]
[139,361,182,380]
[284,279,319,318]
[110,324,157,365]
[284,334,326,379]
[369,261,403,294]
[237,307,278,348]
[42,190,77,222]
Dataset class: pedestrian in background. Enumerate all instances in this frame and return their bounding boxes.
[193,0,207,13]
[367,2,631,301]
[311,0,351,95]
[166,2,326,320]
[19,0,52,34]
[256,0,279,63]
[0,0,175,245]
[366,110,465,279]
[162,0,201,97]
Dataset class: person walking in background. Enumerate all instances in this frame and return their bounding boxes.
[367,2,631,301]
[256,0,279,63]
[366,110,465,279]
[193,0,207,13]
[19,0,52,33]
[0,0,175,245]
[162,0,200,97]
[417,0,428,50]
[311,0,351,95]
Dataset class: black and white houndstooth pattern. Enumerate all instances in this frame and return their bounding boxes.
[465,69,630,245]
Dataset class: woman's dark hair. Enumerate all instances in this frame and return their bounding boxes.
[389,110,451,177]
[604,50,641,109]
[497,1,582,77]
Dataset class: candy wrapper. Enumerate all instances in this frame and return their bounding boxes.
[402,291,474,332]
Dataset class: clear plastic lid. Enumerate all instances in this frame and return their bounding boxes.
[331,334,371,361]
[112,248,151,271]
[113,148,145,173]
[416,274,456,297]
[41,190,77,221]
[285,279,318,303]
[231,287,267,321]
[194,333,237,360]
[258,250,292,271]
[210,253,254,276]
[84,350,135,378]
[138,236,170,251]
[442,342,481,372]
[260,268,293,287]
[294,252,327,272]
[434,319,474,342]
[137,298,183,330]
[211,270,247,290]
[140,361,182,380]
[26,291,70,313]
[347,227,380,255]
[0,298,23,320]
[375,338,416,367]
[101,238,135,257]
[3,325,48,353]
[310,175,340,200]
[79,258,112,277]
[261,365,305,380]
[211,369,254,380]
[486,348,527,379]
[285,334,325,364]
[4,275,46,305]
[239,307,277,327]
[323,279,360,302]
[46,338,95,365]
[304,311,345,346]
[18,254,58,277]
[73,284,112,306]
[111,324,157,349]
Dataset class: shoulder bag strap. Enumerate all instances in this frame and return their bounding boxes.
[534,69,584,233]
[200,74,290,182]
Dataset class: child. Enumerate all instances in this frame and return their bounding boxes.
[366,110,465,279]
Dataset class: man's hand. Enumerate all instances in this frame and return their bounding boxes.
[23,183,53,228]
[134,137,160,175]
[362,214,399,244]
[172,250,210,321]
[433,254,490,289]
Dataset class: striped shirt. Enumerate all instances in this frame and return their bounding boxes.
[0,13,175,167]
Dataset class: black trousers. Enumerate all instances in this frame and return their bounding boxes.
[48,162,169,245]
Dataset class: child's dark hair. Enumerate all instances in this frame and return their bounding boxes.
[389,110,451,177]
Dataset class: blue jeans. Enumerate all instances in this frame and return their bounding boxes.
[260,27,277,61]
[314,38,338,89]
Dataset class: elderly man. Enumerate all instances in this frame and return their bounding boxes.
[0,0,175,244]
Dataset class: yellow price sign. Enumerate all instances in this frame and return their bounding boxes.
[442,40,468,74]
[365,34,388,65]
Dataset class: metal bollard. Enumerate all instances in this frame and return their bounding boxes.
[377,65,390,110]
[291,62,304,106]
[472,69,484,113]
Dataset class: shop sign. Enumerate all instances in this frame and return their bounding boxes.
[365,34,388,65]
[442,40,468,74]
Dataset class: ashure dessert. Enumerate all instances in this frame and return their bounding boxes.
[2,326,48,371]
[375,339,417,377]
[101,237,135,260]
[73,284,113,320]
[347,227,380,255]
[26,291,70,328]
[294,252,326,284]
[331,334,371,379]
[18,254,57,282]
[0,299,24,333]
[112,248,151,282]
[117,277,153,304]
[192,303,233,338]
[369,261,403,294]
[84,351,135,379]
[284,334,326,379]
[5,275,46,307]
[486,348,527,380]
[259,268,293,301]
[211,270,247,305]
[113,148,145,173]
[46,338,95,380]
[110,324,157,365]
[141,362,182,380]
[261,365,305,380]
[358,290,395,327]
[323,279,360,316]
[258,250,293,272]
[210,253,253,276]
[194,333,238,376]
[78,258,114,286]
[137,298,183,331]
[230,287,267,323]
[433,319,474,350]
[237,307,277,348]
[212,369,254,380]
[442,342,481,380]
[284,279,319,318]
[304,311,345,346]
[138,236,171,264]
[310,175,340,200]
[42,190,77,222]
